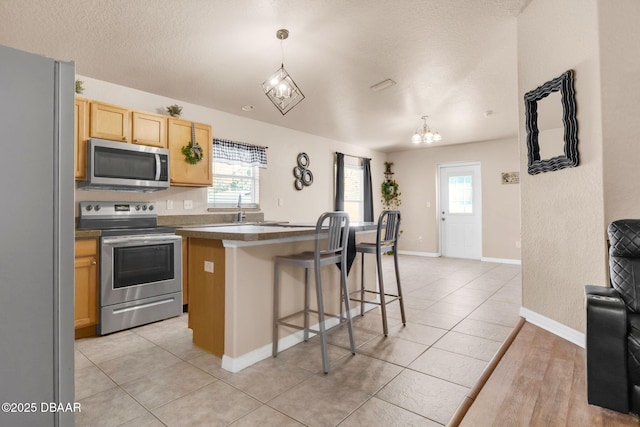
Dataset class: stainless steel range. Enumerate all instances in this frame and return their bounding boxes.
[78,201,182,335]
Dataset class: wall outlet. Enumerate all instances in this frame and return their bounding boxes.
[516,240,521,248]
[426,201,431,208]
[184,200,193,210]
[204,261,214,273]
[278,197,284,207]
[166,200,173,210]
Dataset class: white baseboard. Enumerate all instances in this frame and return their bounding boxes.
[397,252,521,265]
[397,250,440,257]
[481,256,521,265]
[221,304,376,373]
[519,307,585,348]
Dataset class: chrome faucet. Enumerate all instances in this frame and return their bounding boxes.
[237,194,246,223]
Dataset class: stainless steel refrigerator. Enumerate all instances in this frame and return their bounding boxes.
[0,45,75,426]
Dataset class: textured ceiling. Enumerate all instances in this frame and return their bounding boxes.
[0,0,530,152]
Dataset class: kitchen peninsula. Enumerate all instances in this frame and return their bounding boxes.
[175,222,376,373]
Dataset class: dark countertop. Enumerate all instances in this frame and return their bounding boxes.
[175,222,376,242]
[75,215,376,242]
[175,224,316,241]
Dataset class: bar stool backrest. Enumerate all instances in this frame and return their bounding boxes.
[379,210,401,246]
[315,211,350,256]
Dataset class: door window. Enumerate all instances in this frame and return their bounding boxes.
[448,175,473,214]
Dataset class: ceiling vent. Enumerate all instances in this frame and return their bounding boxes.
[369,78,396,92]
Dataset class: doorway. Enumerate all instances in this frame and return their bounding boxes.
[438,162,482,259]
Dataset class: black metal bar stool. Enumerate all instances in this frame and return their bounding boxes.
[350,210,405,336]
[272,211,355,374]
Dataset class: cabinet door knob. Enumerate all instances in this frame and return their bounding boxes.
[91,260,97,265]
[122,137,127,141]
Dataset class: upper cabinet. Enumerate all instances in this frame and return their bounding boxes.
[74,97,89,180]
[75,98,211,187]
[168,118,212,187]
[132,111,167,148]
[89,101,130,142]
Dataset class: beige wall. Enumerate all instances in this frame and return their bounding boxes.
[74,76,386,222]
[599,0,640,224]
[518,0,606,333]
[387,137,521,261]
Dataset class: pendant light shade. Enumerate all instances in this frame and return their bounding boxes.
[262,29,305,115]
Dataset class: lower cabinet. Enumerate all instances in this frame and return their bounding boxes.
[182,237,189,307]
[75,238,98,338]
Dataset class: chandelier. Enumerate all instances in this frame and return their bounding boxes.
[411,115,442,144]
[262,29,305,115]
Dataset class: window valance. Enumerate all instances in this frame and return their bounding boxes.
[213,138,267,168]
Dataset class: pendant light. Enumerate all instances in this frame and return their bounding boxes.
[411,115,442,144]
[262,29,305,115]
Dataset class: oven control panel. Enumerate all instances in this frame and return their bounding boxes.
[79,201,157,218]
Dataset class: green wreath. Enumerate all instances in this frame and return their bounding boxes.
[182,142,203,164]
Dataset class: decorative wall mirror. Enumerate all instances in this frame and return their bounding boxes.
[293,152,313,190]
[524,69,579,175]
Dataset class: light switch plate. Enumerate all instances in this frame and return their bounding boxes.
[166,200,173,210]
[204,261,214,273]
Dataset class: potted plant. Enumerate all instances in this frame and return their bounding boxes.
[381,179,401,209]
[75,80,84,94]
[166,104,183,117]
[381,162,401,209]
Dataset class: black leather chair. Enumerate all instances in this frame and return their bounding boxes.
[585,219,640,414]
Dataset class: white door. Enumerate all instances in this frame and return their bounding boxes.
[439,163,482,259]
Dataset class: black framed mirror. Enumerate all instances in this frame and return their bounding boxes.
[524,69,579,175]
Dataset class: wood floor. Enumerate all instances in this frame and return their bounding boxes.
[458,322,640,426]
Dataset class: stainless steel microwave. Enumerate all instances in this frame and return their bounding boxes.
[78,138,170,192]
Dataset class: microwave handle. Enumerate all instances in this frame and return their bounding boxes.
[155,154,161,181]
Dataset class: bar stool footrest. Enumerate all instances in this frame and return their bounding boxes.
[276,312,350,334]
[349,290,402,306]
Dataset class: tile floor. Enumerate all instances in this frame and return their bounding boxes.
[74,255,521,426]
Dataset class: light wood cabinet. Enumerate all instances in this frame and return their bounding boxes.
[188,238,225,356]
[167,118,212,187]
[132,110,167,148]
[74,239,98,334]
[74,97,89,180]
[182,237,189,306]
[74,98,212,187]
[89,100,130,142]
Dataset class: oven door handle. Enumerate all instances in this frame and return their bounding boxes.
[102,234,182,246]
